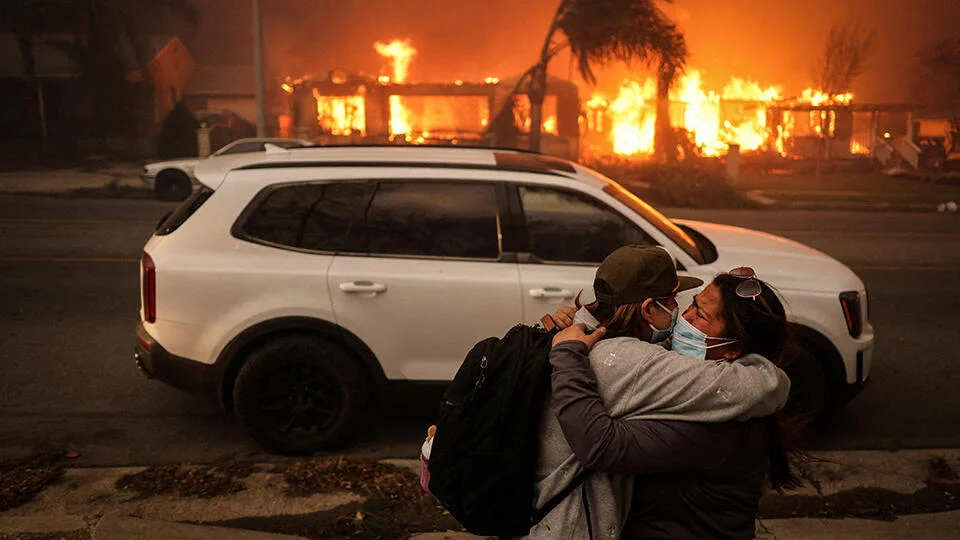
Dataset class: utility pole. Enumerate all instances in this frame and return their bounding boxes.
[253,0,267,137]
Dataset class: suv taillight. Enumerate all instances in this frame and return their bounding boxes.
[839,291,862,338]
[142,252,156,323]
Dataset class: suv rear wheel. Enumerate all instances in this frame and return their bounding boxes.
[232,335,366,455]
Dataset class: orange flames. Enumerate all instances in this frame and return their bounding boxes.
[586,70,782,157]
[587,69,857,158]
[375,39,417,138]
[312,90,366,136]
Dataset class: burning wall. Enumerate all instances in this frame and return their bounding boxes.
[281,37,870,163]
[582,69,866,160]
[282,39,579,158]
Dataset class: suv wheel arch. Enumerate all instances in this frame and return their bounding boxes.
[214,317,386,412]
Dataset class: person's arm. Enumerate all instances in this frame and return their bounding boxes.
[551,324,790,422]
[550,341,742,474]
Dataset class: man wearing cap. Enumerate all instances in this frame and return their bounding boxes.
[578,244,702,343]
[525,245,790,539]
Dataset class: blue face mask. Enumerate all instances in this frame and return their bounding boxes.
[670,314,737,360]
[648,300,678,343]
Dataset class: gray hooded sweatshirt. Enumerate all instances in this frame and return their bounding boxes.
[524,308,791,539]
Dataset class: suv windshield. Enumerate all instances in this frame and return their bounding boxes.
[598,178,705,265]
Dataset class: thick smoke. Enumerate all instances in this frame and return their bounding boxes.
[188,0,959,102]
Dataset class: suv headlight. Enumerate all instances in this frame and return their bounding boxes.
[839,291,863,338]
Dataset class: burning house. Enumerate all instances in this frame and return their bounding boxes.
[580,71,943,171]
[275,38,945,173]
[279,39,581,160]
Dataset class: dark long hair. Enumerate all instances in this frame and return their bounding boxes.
[712,273,803,491]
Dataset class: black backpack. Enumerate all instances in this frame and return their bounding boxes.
[428,323,590,536]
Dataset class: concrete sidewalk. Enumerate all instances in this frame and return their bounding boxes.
[1,449,959,539]
[0,164,147,196]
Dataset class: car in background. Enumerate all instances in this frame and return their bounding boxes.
[140,137,313,201]
[135,146,873,454]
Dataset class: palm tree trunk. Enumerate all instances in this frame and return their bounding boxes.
[528,64,547,152]
[654,61,678,164]
[528,1,569,152]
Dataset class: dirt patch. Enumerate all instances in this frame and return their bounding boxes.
[280,457,457,538]
[206,457,459,539]
[0,453,69,512]
[927,456,959,482]
[115,456,259,499]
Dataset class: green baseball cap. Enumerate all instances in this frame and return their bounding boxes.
[594,245,703,305]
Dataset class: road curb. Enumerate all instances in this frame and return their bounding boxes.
[94,515,309,540]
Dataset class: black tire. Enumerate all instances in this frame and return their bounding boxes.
[782,343,831,420]
[232,335,367,455]
[154,170,193,201]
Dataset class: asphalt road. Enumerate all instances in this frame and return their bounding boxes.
[1,194,959,467]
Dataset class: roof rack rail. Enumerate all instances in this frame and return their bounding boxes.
[233,161,574,178]
[286,143,544,155]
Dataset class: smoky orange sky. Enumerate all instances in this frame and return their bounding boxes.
[190,0,959,102]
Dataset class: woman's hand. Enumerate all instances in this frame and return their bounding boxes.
[552,305,577,329]
[552,323,606,349]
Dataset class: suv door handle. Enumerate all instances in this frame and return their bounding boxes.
[529,287,574,299]
[339,281,387,294]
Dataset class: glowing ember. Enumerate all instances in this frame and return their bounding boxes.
[798,88,853,106]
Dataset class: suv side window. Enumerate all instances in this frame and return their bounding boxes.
[343,182,500,259]
[518,185,656,263]
[241,182,368,251]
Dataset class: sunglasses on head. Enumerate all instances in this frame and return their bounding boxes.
[729,266,762,300]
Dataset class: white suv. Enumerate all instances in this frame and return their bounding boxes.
[134,146,873,454]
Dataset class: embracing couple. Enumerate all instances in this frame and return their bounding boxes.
[529,244,800,539]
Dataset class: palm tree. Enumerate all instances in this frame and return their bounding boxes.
[499,0,687,154]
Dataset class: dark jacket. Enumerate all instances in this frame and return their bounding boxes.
[550,340,770,540]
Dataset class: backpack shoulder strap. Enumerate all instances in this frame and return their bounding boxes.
[529,468,592,527]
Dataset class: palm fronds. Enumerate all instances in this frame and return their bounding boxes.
[557,0,687,85]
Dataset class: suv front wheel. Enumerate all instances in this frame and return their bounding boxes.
[232,335,367,455]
